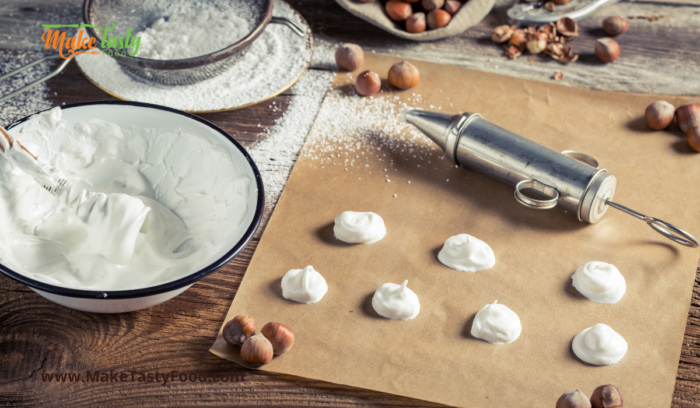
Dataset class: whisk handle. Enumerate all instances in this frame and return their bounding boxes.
[0,55,71,103]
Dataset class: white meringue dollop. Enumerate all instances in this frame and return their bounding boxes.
[281,265,328,304]
[572,323,628,366]
[572,261,626,304]
[438,234,496,272]
[333,211,387,244]
[470,301,522,344]
[371,280,420,320]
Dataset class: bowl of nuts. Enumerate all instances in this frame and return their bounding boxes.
[335,0,496,41]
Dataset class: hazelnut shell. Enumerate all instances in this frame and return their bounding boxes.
[385,0,412,22]
[444,0,462,15]
[644,100,675,130]
[422,0,445,11]
[556,389,591,408]
[406,12,426,34]
[595,38,620,63]
[355,70,381,96]
[240,333,274,366]
[261,322,295,355]
[590,384,623,408]
[602,16,629,36]
[335,43,364,71]
[388,61,420,89]
[676,103,700,133]
[223,315,256,347]
[427,9,451,30]
[688,127,700,152]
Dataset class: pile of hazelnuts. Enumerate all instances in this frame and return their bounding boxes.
[360,0,464,33]
[645,101,700,151]
[223,315,295,366]
[335,43,421,97]
[557,384,623,408]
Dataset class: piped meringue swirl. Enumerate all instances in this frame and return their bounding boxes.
[470,300,522,344]
[438,234,495,272]
[333,211,387,244]
[281,265,328,304]
[572,323,628,366]
[572,261,626,304]
[372,280,420,320]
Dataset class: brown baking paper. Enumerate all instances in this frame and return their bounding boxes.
[211,53,700,407]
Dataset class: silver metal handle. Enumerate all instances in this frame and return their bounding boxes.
[606,200,699,247]
[270,16,305,37]
[514,179,559,210]
[0,55,71,103]
[507,0,618,25]
[561,150,600,170]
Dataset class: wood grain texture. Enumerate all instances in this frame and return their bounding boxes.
[1,0,700,406]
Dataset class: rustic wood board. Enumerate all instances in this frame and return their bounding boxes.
[1,0,700,406]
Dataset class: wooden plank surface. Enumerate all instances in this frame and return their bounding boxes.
[1,0,700,406]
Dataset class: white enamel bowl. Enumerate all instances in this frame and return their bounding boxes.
[0,101,264,313]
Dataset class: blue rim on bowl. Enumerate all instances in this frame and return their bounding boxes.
[0,100,265,299]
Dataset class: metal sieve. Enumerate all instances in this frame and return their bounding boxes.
[0,0,305,102]
[82,0,304,85]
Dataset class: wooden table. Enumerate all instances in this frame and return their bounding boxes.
[1,0,700,406]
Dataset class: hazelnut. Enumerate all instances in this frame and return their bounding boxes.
[595,38,620,63]
[261,322,295,354]
[427,9,451,29]
[422,0,444,11]
[508,29,527,49]
[590,384,623,408]
[355,70,381,96]
[675,103,700,133]
[444,0,462,15]
[223,315,256,346]
[644,100,675,130]
[388,61,420,89]
[492,25,515,44]
[556,389,591,408]
[385,0,412,22]
[406,12,426,34]
[602,16,629,35]
[688,127,700,152]
[527,38,547,54]
[335,43,364,71]
[240,333,274,366]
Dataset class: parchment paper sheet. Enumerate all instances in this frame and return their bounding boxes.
[211,53,700,407]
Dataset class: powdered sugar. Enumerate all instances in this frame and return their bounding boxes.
[0,51,52,127]
[301,83,439,171]
[135,8,250,60]
[75,0,311,112]
[249,69,334,209]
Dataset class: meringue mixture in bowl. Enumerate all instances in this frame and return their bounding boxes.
[0,107,252,291]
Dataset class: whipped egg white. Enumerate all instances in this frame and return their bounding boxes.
[0,108,251,290]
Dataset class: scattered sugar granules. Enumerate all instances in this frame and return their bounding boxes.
[249,69,335,209]
[135,8,250,60]
[301,88,438,170]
